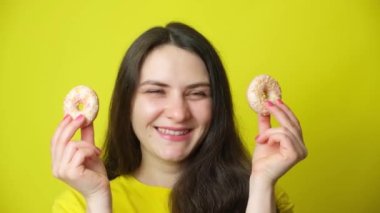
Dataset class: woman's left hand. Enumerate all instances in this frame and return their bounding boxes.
[251,99,307,184]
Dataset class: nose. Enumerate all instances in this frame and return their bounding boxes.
[165,94,191,122]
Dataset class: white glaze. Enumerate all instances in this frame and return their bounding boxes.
[63,85,99,126]
[247,74,281,115]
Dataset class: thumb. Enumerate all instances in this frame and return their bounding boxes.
[258,114,271,134]
[81,123,95,145]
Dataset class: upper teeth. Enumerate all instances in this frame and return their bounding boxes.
[157,127,190,136]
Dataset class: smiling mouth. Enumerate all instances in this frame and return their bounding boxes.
[156,127,192,136]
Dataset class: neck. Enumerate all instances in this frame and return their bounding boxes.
[133,154,182,188]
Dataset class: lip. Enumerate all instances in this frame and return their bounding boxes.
[154,126,193,142]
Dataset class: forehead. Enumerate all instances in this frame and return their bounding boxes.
[139,44,209,84]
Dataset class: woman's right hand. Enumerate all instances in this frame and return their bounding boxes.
[51,115,110,203]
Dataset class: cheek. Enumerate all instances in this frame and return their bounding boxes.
[132,98,164,125]
[191,101,212,125]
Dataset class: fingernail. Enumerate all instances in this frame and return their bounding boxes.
[95,147,101,155]
[255,135,266,144]
[75,115,84,120]
[277,99,284,105]
[63,114,71,120]
[266,101,274,107]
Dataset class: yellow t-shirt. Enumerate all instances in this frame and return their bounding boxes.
[52,175,294,213]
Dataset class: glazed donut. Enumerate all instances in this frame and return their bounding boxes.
[63,85,99,127]
[247,74,282,116]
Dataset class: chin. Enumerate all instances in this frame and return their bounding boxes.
[160,150,189,162]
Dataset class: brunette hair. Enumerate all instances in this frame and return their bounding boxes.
[103,22,251,213]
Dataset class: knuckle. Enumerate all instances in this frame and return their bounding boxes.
[281,131,292,140]
[66,141,78,151]
[290,153,299,162]
[295,154,303,161]
[57,167,67,179]
[290,121,299,129]
[296,150,307,161]
[283,153,297,162]
[76,151,85,160]
[278,127,288,134]
[66,169,80,180]
[80,142,92,149]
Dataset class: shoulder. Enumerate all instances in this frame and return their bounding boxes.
[275,185,295,213]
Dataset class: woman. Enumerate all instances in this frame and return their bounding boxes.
[51,22,307,213]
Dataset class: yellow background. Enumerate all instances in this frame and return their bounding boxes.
[1,0,379,212]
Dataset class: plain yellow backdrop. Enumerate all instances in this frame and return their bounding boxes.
[1,0,379,212]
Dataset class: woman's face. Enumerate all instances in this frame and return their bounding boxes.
[131,44,212,163]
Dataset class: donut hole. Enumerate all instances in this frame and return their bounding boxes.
[76,102,84,111]
[263,88,269,99]
[264,87,278,101]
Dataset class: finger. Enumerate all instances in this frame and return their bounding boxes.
[51,115,72,146]
[69,145,100,168]
[256,128,290,144]
[275,99,301,130]
[54,142,81,178]
[259,132,301,160]
[51,115,73,166]
[276,99,304,144]
[55,115,86,166]
[258,114,271,134]
[81,123,95,145]
[272,100,304,142]
[265,101,300,137]
[57,115,86,145]
[257,128,308,159]
[267,133,307,161]
[61,141,100,165]
[60,142,78,166]
[58,145,99,181]
[256,128,305,155]
[51,115,72,157]
[258,126,302,143]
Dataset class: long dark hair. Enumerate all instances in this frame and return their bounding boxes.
[103,22,251,213]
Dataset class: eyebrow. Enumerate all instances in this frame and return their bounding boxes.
[139,80,210,89]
